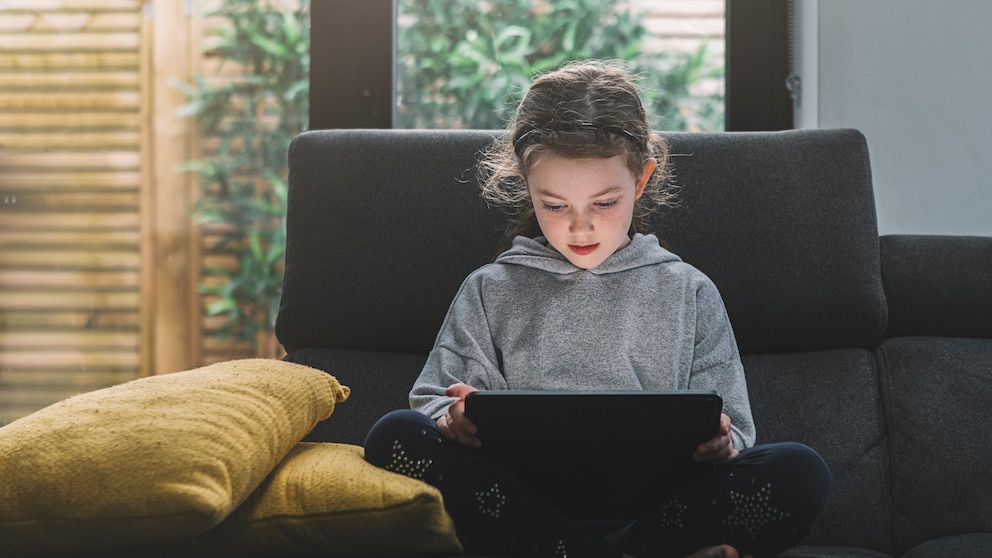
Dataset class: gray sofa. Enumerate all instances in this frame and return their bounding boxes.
[275,128,992,558]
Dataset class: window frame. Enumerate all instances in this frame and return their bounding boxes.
[309,0,791,131]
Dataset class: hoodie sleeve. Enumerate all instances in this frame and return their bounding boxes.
[687,278,757,450]
[410,270,508,419]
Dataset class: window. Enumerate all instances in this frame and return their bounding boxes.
[394,0,726,132]
[310,0,791,131]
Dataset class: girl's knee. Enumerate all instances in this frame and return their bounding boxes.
[746,442,832,518]
[716,443,832,556]
[776,442,831,491]
[364,409,440,469]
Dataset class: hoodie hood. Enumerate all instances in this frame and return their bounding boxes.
[494,233,681,275]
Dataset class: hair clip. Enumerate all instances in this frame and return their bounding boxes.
[513,123,642,159]
[513,129,541,157]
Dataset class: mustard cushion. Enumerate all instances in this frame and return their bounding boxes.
[130,443,463,557]
[0,358,349,556]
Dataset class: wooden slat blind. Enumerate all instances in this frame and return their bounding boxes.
[0,0,145,424]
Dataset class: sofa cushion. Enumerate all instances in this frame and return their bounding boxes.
[742,349,893,555]
[780,546,892,558]
[123,443,462,557]
[900,534,992,558]
[880,235,992,338]
[657,129,887,353]
[0,359,348,556]
[877,337,992,555]
[286,348,428,445]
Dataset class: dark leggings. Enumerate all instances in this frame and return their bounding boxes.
[365,409,831,558]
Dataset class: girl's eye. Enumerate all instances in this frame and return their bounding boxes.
[543,203,565,212]
[596,200,619,209]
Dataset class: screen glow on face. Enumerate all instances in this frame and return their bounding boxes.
[527,153,642,269]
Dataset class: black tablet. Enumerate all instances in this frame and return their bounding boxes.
[464,389,723,520]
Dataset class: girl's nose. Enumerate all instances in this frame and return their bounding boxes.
[569,210,594,232]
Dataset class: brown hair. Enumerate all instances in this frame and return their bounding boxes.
[478,59,676,244]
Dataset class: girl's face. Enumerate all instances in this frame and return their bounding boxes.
[526,153,656,270]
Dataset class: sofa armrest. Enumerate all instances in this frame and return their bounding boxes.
[880,234,992,338]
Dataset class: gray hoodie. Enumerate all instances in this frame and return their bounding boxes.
[410,233,756,450]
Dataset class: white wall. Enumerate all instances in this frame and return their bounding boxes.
[798,0,992,236]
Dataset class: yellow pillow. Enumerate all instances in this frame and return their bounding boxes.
[0,359,349,556]
[124,443,462,557]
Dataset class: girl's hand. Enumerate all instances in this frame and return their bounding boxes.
[694,413,739,466]
[437,383,481,448]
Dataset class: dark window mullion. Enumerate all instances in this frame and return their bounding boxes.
[725,0,793,131]
[309,0,393,130]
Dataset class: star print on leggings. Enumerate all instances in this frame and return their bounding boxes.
[657,498,688,529]
[385,440,432,480]
[723,479,790,538]
[474,482,507,518]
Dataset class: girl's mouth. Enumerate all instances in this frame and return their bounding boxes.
[569,244,599,256]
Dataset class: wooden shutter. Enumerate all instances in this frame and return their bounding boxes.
[0,0,146,424]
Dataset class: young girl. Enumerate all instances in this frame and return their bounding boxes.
[365,60,831,558]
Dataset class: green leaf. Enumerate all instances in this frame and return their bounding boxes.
[251,34,288,57]
[205,298,238,316]
[282,8,301,45]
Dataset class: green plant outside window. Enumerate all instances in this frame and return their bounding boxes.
[396,0,724,131]
[176,0,308,352]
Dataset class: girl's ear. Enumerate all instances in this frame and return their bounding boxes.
[634,158,657,199]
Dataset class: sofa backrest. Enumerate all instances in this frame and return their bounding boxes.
[276,128,887,357]
[277,129,506,355]
[880,233,992,339]
[656,129,886,352]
